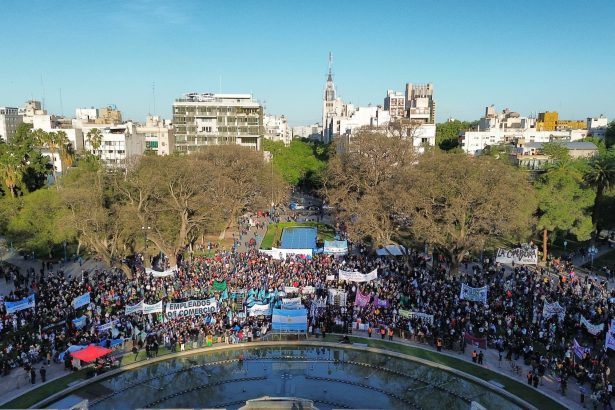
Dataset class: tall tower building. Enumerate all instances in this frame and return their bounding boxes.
[405,83,436,124]
[321,52,344,143]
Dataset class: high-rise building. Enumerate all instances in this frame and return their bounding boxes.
[0,107,23,142]
[405,83,435,124]
[384,90,405,119]
[264,114,291,146]
[173,92,263,153]
[96,106,122,124]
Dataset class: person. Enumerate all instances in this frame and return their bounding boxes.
[132,345,139,361]
[388,327,394,341]
[436,338,443,352]
[532,373,539,388]
[30,367,36,384]
[380,327,385,340]
[478,351,484,365]
[527,370,533,385]
[471,350,477,363]
[498,347,503,367]
[40,366,46,383]
[367,325,373,338]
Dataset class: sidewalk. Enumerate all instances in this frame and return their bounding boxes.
[348,329,582,410]
[0,362,71,406]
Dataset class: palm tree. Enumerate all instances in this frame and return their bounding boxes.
[0,150,24,198]
[584,152,615,232]
[33,129,61,188]
[56,131,74,179]
[86,128,103,157]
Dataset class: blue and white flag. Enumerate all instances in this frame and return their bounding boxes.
[248,303,272,316]
[125,301,143,315]
[281,297,303,310]
[272,308,308,332]
[459,284,488,304]
[72,316,87,330]
[142,301,163,314]
[72,292,91,309]
[97,319,119,332]
[4,294,36,314]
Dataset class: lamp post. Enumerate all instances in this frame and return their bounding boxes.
[141,226,151,264]
[588,245,598,272]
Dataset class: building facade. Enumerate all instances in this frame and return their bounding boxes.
[83,123,145,167]
[0,107,22,142]
[292,124,322,141]
[263,114,291,146]
[384,90,405,119]
[587,115,609,138]
[173,92,263,153]
[96,106,122,124]
[405,83,435,124]
[136,115,175,156]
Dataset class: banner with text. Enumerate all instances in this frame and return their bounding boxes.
[606,320,615,351]
[398,310,434,325]
[248,303,272,316]
[146,266,178,277]
[581,315,604,335]
[125,301,144,315]
[4,294,36,314]
[281,297,303,310]
[495,245,538,265]
[464,332,487,349]
[143,301,163,314]
[354,289,370,307]
[459,284,488,304]
[573,338,591,358]
[338,268,378,283]
[165,298,218,319]
[543,301,566,322]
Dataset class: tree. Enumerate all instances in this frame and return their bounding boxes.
[584,151,615,232]
[536,166,595,261]
[397,151,536,272]
[263,139,329,189]
[86,128,103,156]
[58,132,75,177]
[435,120,476,151]
[605,121,615,149]
[541,142,571,163]
[33,129,62,188]
[322,127,417,247]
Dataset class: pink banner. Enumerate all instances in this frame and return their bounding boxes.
[354,289,370,307]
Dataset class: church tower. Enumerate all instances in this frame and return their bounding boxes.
[322,52,338,143]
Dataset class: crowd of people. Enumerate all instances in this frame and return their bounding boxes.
[1,221,615,407]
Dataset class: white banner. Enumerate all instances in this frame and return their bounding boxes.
[328,288,347,306]
[4,294,36,314]
[259,248,313,260]
[495,245,538,265]
[326,274,336,281]
[146,266,177,277]
[97,319,119,332]
[338,268,378,283]
[165,298,218,319]
[459,284,488,303]
[284,286,299,294]
[606,320,615,351]
[302,286,316,294]
[248,304,272,316]
[398,309,434,325]
[543,301,566,322]
[125,301,143,315]
[581,315,604,335]
[281,297,303,309]
[143,301,163,314]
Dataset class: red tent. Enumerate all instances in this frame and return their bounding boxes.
[69,345,112,363]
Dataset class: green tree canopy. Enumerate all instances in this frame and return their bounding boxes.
[435,120,476,151]
[263,139,329,188]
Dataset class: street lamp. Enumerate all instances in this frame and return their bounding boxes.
[588,245,598,272]
[142,226,151,266]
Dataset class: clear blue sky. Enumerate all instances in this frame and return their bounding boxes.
[1,0,613,126]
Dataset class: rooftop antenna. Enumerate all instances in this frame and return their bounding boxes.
[327,51,333,80]
[40,74,46,110]
[219,75,222,94]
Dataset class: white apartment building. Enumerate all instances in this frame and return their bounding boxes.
[263,114,291,146]
[292,124,322,141]
[136,115,175,156]
[406,83,436,124]
[83,123,145,168]
[587,115,609,138]
[173,92,263,153]
[75,108,98,121]
[0,107,22,142]
[384,90,405,119]
[19,100,46,124]
[31,114,84,174]
[460,106,587,155]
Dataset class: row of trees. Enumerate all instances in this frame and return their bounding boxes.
[0,143,288,271]
[323,128,615,270]
[263,139,330,189]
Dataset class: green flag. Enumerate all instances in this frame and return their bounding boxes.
[213,280,227,292]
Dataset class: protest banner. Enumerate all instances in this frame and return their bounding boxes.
[398,310,434,325]
[4,294,36,314]
[606,320,615,351]
[72,292,91,309]
[459,284,488,303]
[326,274,336,281]
[464,332,487,349]
[374,296,389,308]
[302,286,316,294]
[143,301,163,314]
[146,266,177,277]
[248,303,272,316]
[323,240,348,256]
[281,297,303,309]
[580,315,604,335]
[97,319,119,332]
[328,288,347,306]
[354,289,370,307]
[165,298,218,319]
[284,286,299,294]
[543,301,566,322]
[573,338,591,358]
[125,301,143,315]
[495,245,538,265]
[338,268,378,283]
[313,297,327,308]
[272,308,308,332]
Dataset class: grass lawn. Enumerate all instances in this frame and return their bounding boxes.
[322,335,565,410]
[260,221,335,249]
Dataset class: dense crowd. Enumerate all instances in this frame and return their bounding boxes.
[1,227,615,407]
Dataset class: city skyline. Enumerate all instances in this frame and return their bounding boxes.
[1,0,614,126]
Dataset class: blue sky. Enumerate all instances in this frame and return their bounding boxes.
[1,0,613,126]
